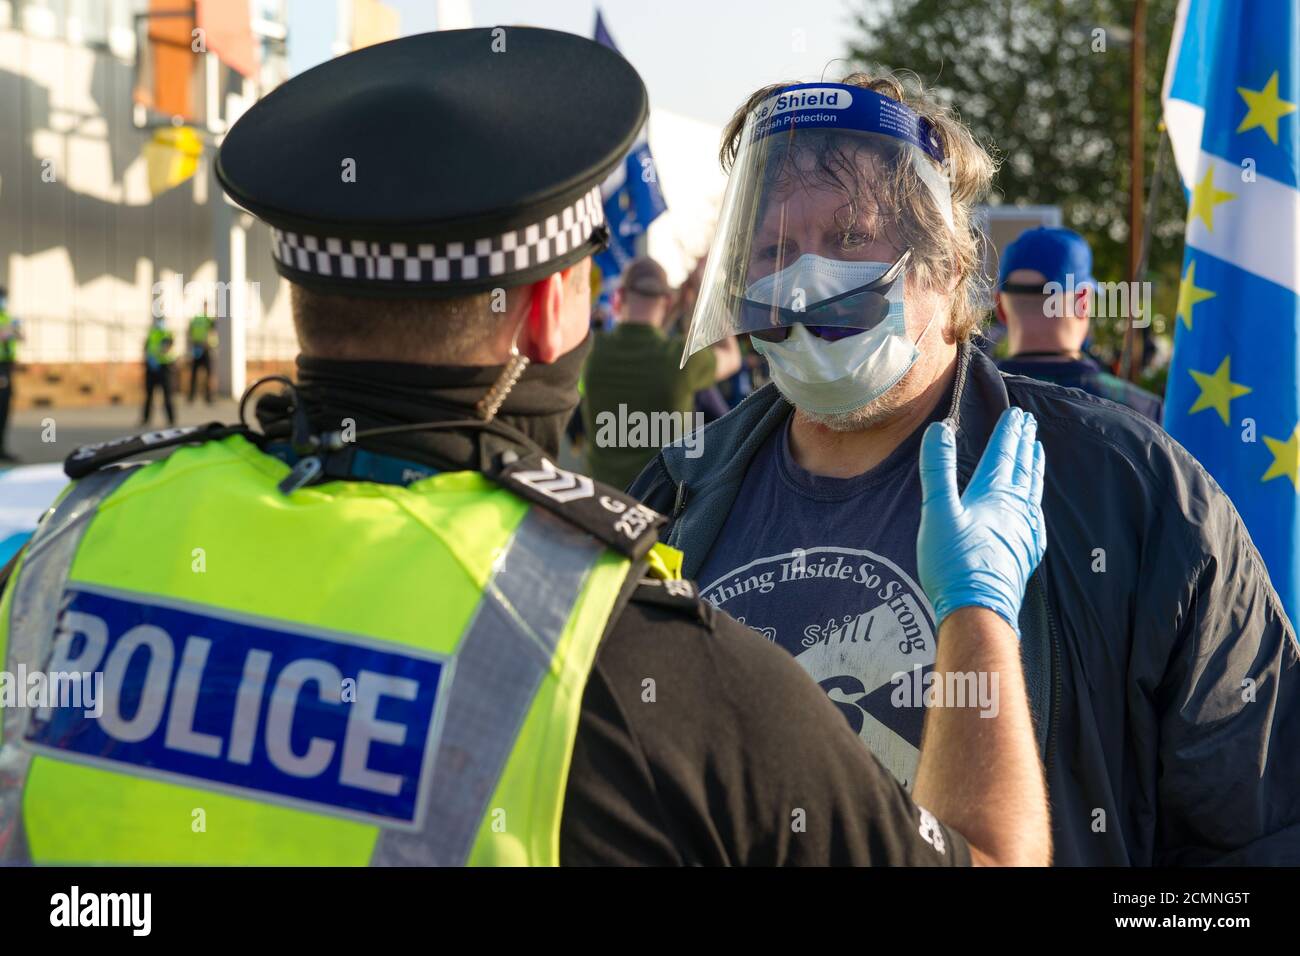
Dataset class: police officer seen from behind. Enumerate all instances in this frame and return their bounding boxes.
[0,30,1048,866]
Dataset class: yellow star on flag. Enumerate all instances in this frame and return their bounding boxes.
[1262,424,1300,492]
[1176,260,1216,330]
[1188,356,1252,425]
[1189,167,1236,232]
[1237,71,1298,145]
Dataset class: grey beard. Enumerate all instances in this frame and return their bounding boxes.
[781,379,911,432]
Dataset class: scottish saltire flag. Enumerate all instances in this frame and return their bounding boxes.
[1162,0,1300,626]
[591,10,667,281]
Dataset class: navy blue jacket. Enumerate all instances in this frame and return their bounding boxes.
[997,353,1164,423]
[629,340,1300,865]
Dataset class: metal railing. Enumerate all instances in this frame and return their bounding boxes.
[10,313,298,364]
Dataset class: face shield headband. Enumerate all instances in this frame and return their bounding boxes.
[680,83,955,367]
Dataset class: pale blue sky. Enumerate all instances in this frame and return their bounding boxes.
[286,0,872,126]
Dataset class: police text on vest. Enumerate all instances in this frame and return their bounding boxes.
[25,586,446,827]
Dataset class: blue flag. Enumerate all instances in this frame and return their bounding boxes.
[592,10,667,281]
[1162,0,1300,626]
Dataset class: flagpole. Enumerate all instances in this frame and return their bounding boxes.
[1136,122,1168,307]
[1122,0,1148,382]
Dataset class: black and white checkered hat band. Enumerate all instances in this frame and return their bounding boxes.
[271,185,605,286]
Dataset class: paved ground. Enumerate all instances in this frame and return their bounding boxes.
[5,398,243,465]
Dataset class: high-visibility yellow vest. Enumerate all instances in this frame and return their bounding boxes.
[146,326,176,365]
[189,315,215,348]
[0,312,16,364]
[0,434,666,865]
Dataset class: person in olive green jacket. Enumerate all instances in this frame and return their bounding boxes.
[581,257,740,489]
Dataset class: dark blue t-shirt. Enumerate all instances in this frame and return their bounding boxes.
[696,411,943,788]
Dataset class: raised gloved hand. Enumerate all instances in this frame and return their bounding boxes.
[916,407,1047,636]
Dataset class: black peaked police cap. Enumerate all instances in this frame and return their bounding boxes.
[216,28,647,298]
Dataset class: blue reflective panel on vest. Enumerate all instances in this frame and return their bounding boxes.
[24,586,447,829]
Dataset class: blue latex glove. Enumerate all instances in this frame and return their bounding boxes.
[916,407,1047,636]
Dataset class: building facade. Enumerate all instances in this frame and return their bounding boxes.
[0,0,296,410]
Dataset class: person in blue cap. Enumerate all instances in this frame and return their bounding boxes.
[995,227,1163,423]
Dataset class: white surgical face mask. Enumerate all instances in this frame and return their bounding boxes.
[747,256,932,416]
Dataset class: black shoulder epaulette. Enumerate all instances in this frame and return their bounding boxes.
[490,451,666,560]
[628,576,713,626]
[64,423,249,479]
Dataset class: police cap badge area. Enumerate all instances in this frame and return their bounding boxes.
[214,28,648,300]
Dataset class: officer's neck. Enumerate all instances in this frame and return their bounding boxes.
[284,348,586,469]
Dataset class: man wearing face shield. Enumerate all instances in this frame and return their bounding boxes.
[630,74,1300,865]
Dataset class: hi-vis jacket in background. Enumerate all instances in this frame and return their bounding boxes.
[0,311,18,364]
[0,429,671,865]
[145,325,176,369]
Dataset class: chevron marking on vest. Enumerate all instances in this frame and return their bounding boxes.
[509,457,593,504]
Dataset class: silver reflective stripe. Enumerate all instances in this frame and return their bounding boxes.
[0,465,139,863]
[371,507,602,866]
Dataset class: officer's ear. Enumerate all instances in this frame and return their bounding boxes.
[522,271,568,363]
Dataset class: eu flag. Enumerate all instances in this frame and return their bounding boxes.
[591,9,667,280]
[1162,0,1300,627]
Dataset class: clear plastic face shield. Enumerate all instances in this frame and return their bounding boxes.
[681,83,955,366]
